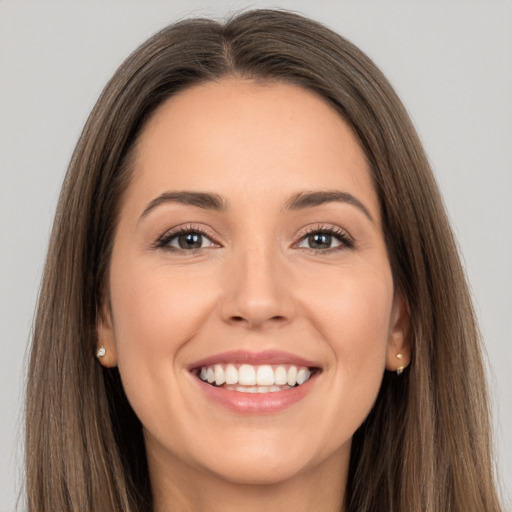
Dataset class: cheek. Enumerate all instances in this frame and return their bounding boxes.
[330,284,391,367]
[107,257,218,401]
[300,262,393,397]
[110,260,213,350]
[302,257,393,338]
[106,256,225,450]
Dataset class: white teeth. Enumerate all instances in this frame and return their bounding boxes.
[256,365,274,386]
[214,364,225,386]
[197,363,314,390]
[274,366,287,385]
[225,364,238,385]
[224,384,293,393]
[239,364,256,385]
[297,368,311,385]
[241,386,258,393]
[287,366,297,386]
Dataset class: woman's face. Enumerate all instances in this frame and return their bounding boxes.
[99,79,409,487]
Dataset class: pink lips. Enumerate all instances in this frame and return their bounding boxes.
[188,350,319,370]
[188,350,320,414]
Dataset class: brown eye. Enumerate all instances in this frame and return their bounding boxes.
[177,233,203,249]
[157,229,218,251]
[296,226,354,252]
[298,231,343,250]
[307,233,333,249]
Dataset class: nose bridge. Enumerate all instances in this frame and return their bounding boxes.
[220,239,293,328]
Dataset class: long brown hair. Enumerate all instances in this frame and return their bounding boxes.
[26,9,502,511]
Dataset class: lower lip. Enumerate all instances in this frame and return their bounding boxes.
[193,374,318,414]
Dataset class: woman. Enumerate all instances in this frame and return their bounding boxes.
[25,9,503,511]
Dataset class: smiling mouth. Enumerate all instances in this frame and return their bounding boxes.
[193,363,318,393]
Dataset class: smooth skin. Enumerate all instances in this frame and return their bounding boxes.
[98,78,410,512]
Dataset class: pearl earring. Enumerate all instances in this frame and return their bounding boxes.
[96,346,106,358]
[396,353,405,375]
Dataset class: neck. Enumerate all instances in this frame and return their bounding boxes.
[148,443,349,512]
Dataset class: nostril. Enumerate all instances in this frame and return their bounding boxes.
[227,314,289,331]
[230,315,286,324]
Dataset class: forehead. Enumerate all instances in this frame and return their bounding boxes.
[127,78,377,216]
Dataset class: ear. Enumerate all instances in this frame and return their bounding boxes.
[96,301,118,368]
[385,288,411,372]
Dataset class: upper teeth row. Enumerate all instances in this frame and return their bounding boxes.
[199,364,312,387]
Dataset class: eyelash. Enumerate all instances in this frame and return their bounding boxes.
[154,224,354,254]
[154,224,219,253]
[295,224,355,252]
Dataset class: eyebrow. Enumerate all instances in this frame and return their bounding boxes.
[139,191,227,221]
[285,191,374,222]
[139,189,373,223]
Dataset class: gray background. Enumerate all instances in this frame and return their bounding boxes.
[1,1,510,510]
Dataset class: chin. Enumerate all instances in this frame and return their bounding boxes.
[200,452,314,486]
[185,429,349,487]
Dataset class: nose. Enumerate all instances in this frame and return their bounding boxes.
[219,246,295,330]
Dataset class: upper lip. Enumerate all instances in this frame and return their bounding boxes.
[188,350,321,370]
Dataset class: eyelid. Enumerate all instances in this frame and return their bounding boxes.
[293,223,355,251]
[152,222,354,253]
[153,223,222,251]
